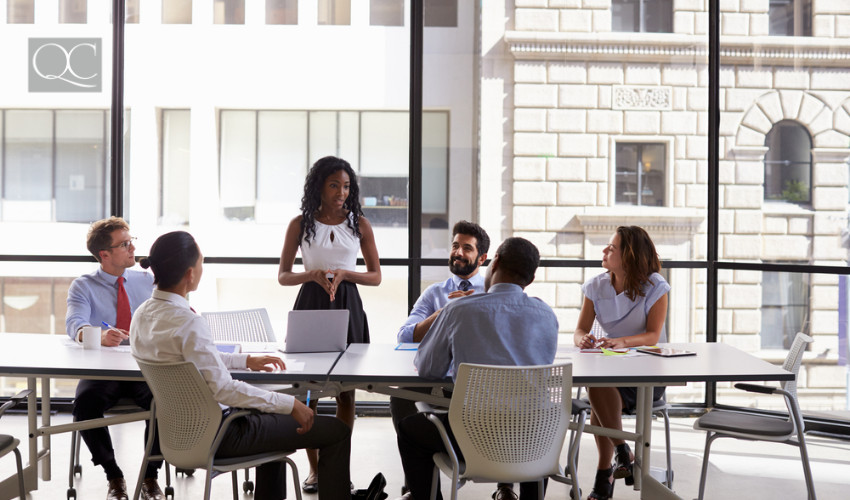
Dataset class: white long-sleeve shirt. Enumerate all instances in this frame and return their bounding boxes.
[130,289,294,415]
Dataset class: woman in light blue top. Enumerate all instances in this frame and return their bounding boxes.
[573,226,670,500]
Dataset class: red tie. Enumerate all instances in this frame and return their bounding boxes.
[116,276,131,331]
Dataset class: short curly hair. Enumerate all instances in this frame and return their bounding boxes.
[86,217,129,262]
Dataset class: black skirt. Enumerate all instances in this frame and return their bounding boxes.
[618,386,666,414]
[293,280,370,344]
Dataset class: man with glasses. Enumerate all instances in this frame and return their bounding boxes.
[65,216,163,500]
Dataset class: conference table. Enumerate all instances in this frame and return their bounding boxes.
[0,333,793,500]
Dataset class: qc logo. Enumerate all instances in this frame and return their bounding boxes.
[28,38,102,92]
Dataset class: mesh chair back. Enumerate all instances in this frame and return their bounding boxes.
[136,359,223,469]
[782,332,813,400]
[449,362,572,482]
[202,308,276,343]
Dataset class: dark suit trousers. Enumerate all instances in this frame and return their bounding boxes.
[216,413,351,500]
[73,379,163,478]
[397,412,546,500]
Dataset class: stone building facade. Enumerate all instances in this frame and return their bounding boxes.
[488,0,850,408]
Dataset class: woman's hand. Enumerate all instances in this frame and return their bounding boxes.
[327,269,348,301]
[246,355,285,372]
[600,336,629,349]
[310,269,334,298]
[578,333,598,349]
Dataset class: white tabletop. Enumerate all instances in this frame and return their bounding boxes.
[330,342,793,386]
[0,332,341,383]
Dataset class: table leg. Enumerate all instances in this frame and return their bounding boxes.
[41,376,51,481]
[636,386,681,500]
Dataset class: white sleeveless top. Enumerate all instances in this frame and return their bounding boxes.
[300,214,360,272]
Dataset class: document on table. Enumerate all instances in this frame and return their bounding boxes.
[395,343,419,351]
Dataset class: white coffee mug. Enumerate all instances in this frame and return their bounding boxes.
[82,325,101,350]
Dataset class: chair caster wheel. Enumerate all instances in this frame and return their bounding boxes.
[176,467,195,476]
[243,480,254,493]
[165,485,175,499]
[67,487,76,499]
[73,464,82,476]
[569,487,581,500]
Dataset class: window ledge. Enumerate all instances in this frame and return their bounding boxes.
[576,207,704,234]
[762,201,814,216]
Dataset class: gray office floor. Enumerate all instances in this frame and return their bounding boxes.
[1,411,848,499]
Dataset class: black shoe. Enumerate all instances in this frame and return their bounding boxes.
[613,442,634,486]
[492,485,518,500]
[588,467,614,500]
[302,478,318,494]
[106,478,129,500]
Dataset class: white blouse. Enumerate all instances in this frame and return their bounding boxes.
[300,214,360,272]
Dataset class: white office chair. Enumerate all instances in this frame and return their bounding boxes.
[0,389,31,500]
[202,308,276,344]
[133,359,301,500]
[693,332,816,500]
[201,307,277,493]
[68,400,168,500]
[417,362,574,500]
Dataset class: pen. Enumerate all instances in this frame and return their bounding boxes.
[101,321,113,330]
[306,390,311,406]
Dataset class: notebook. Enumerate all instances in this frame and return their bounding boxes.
[283,309,349,353]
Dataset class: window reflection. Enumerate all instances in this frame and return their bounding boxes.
[59,0,86,23]
[612,0,673,33]
[615,143,666,207]
[214,0,245,25]
[163,0,192,24]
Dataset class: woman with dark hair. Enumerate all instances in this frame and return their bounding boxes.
[278,156,381,492]
[573,226,670,500]
[132,231,352,500]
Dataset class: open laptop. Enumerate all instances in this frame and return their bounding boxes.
[283,309,349,353]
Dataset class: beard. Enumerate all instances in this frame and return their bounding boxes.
[449,254,479,277]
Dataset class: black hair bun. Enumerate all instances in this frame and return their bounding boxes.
[139,257,152,269]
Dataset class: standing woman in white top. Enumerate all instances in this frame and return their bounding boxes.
[278,156,382,492]
[573,226,670,500]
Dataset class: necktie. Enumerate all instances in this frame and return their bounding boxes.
[116,276,131,331]
[459,280,471,292]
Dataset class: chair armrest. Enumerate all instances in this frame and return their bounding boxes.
[209,409,253,455]
[0,389,33,418]
[734,383,777,395]
[415,401,447,415]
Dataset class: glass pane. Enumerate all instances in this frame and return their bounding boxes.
[266,0,297,24]
[55,110,106,223]
[4,110,53,221]
[7,0,34,23]
[214,0,244,24]
[718,271,846,413]
[126,0,140,23]
[764,120,812,203]
[318,0,350,25]
[612,0,638,32]
[163,0,192,24]
[256,111,308,222]
[370,0,404,27]
[220,110,257,220]
[424,0,456,28]
[769,0,794,36]
[161,110,191,225]
[59,0,87,23]
[644,0,672,33]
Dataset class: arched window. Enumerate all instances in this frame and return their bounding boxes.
[764,120,812,204]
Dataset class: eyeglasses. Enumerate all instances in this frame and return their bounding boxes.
[106,237,137,250]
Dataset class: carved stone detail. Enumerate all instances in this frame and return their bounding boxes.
[613,86,672,110]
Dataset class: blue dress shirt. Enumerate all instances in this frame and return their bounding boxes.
[65,267,155,340]
[414,282,559,381]
[396,272,486,343]
[582,272,670,342]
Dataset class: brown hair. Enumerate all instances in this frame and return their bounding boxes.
[616,226,661,301]
[86,216,129,262]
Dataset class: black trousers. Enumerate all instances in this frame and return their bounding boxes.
[216,412,351,500]
[72,379,163,479]
[397,412,546,500]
